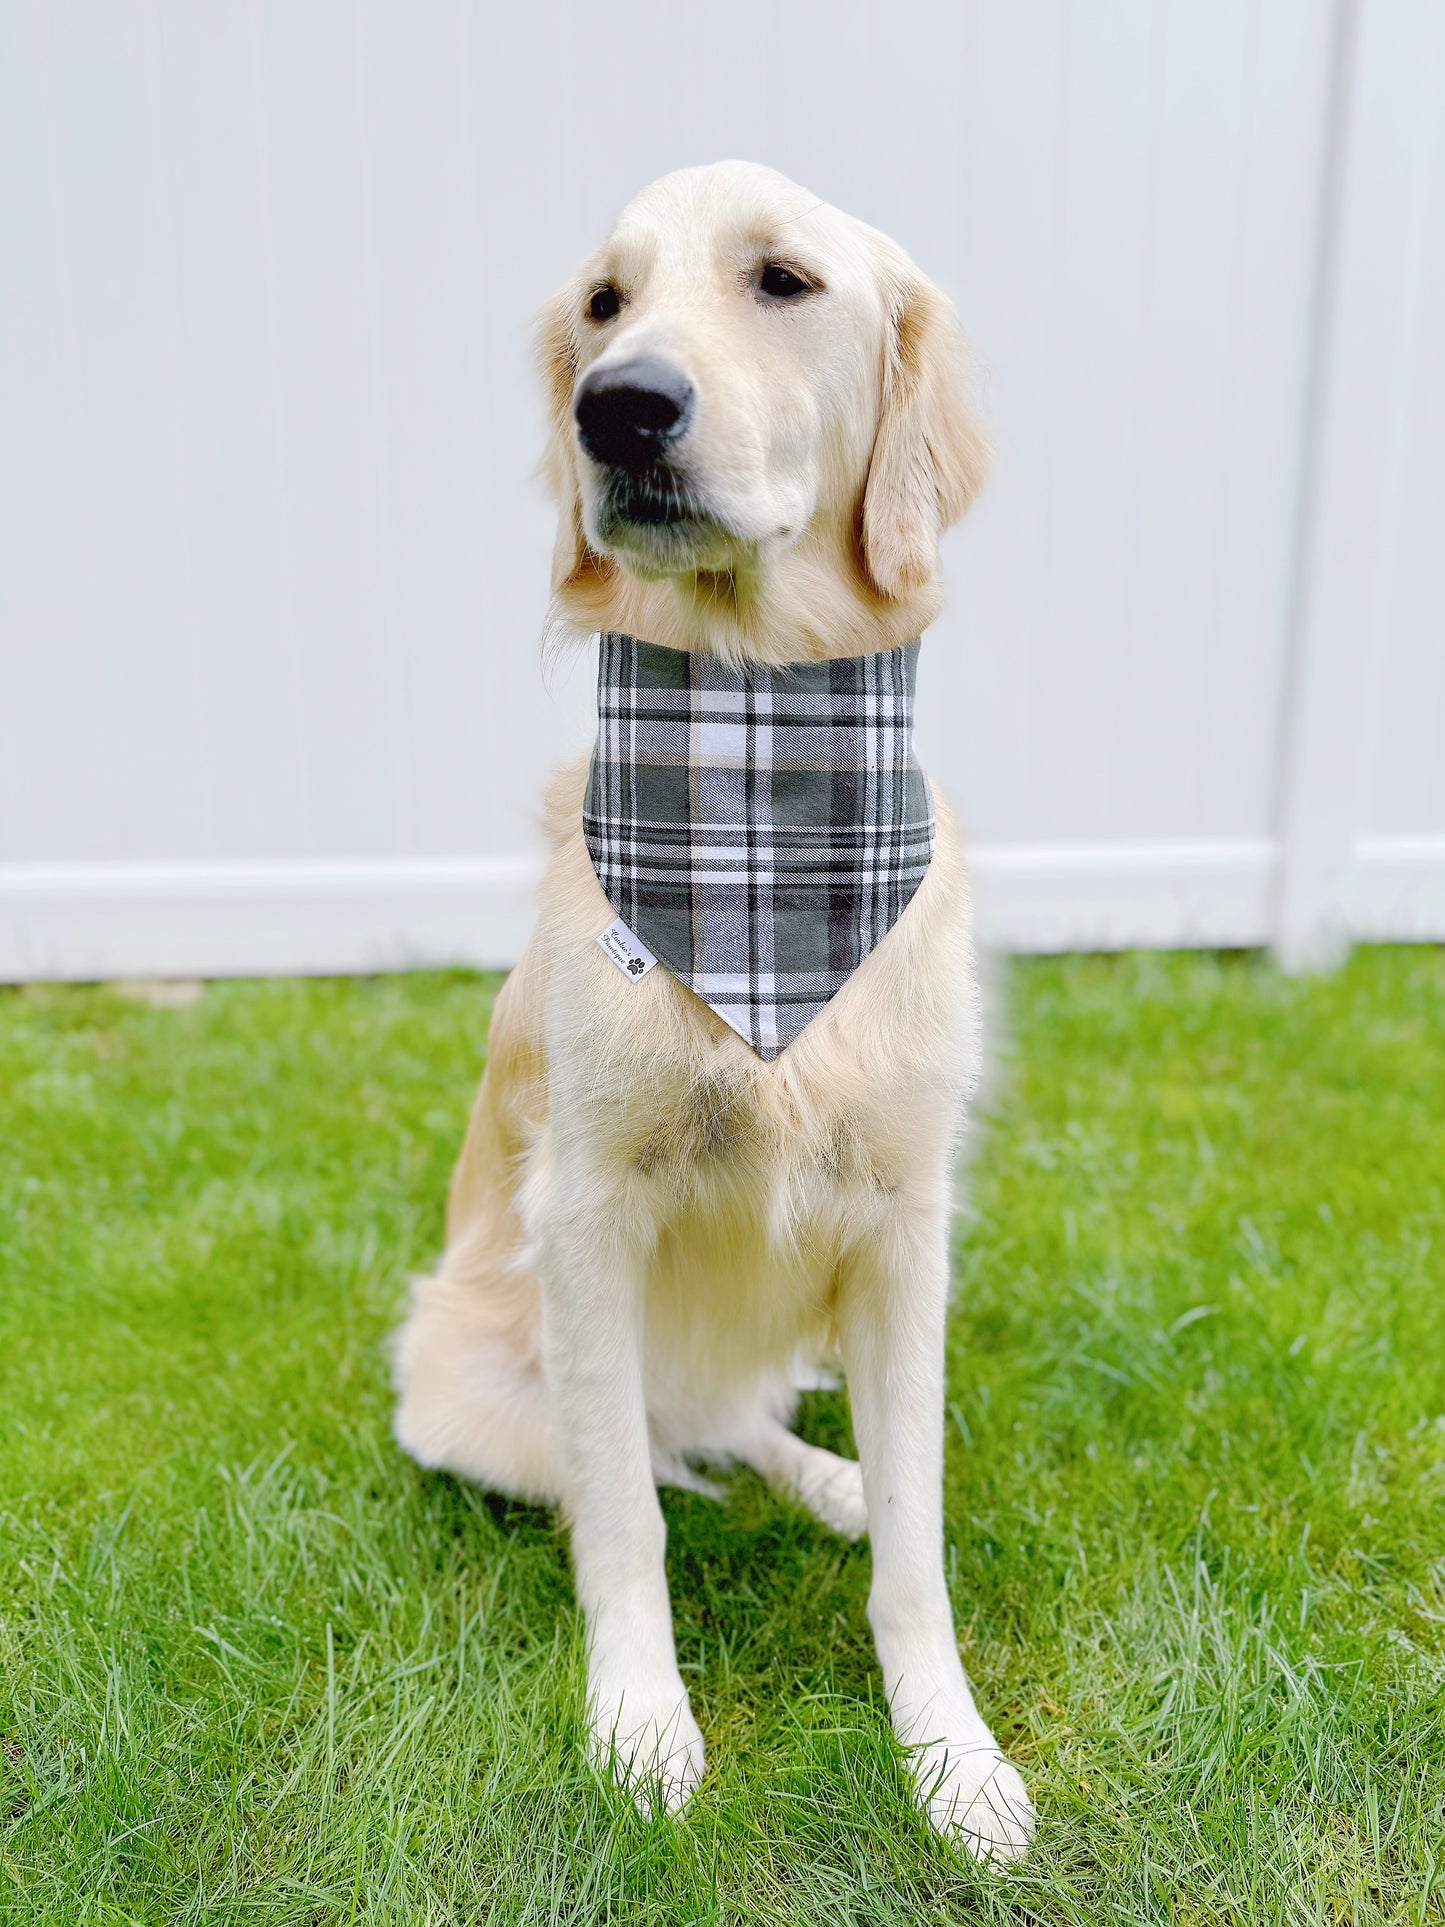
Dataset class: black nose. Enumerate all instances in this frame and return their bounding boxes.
[574,357,694,471]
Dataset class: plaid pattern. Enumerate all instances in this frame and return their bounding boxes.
[583,632,935,1058]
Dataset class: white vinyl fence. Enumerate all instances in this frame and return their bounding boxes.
[2,0,1442,981]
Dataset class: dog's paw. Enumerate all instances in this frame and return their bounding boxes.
[910,1722,1035,1865]
[587,1674,705,1816]
[797,1451,868,1541]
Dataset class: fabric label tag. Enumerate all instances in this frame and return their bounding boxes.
[596,917,658,982]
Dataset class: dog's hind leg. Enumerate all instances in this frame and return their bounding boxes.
[392,956,560,1502]
[393,1253,560,1504]
[738,1417,868,1540]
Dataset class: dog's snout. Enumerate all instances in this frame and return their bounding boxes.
[575,358,694,471]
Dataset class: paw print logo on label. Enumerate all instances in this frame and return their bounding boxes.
[627,956,647,976]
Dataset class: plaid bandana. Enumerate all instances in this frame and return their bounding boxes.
[583,631,935,1059]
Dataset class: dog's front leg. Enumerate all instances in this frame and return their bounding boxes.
[535,1174,704,1813]
[839,1198,1035,1864]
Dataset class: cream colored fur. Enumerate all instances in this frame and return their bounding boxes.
[393,162,1035,1863]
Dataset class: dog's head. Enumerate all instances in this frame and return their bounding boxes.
[537,162,989,606]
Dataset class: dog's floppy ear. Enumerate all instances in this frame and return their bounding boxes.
[860,264,992,599]
[535,283,590,591]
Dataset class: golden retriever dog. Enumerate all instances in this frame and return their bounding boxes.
[393,160,1035,1863]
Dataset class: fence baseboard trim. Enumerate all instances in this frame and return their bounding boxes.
[3,838,1440,981]
[1344,837,1445,941]
[969,839,1280,954]
[0,858,540,982]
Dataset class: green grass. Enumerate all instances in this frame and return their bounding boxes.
[1,951,1443,1925]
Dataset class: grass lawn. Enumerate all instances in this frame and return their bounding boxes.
[1,950,1443,1925]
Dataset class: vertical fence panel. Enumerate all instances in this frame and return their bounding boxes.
[1275,0,1445,963]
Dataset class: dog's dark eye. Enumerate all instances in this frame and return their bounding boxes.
[588,284,621,322]
[759,264,810,300]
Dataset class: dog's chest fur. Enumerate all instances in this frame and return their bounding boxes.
[535,754,978,1313]
[625,1066,904,1206]
[554,949,967,1235]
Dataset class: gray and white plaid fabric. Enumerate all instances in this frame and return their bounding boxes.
[583,631,935,1058]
